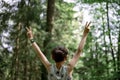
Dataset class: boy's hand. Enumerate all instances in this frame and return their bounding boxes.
[83,22,91,34]
[26,27,34,39]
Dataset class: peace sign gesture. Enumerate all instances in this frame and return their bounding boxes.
[83,22,91,34]
[26,27,34,39]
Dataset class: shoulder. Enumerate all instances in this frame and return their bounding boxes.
[67,64,73,74]
[47,64,52,72]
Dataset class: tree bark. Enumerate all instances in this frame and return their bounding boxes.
[117,22,120,80]
[41,0,55,80]
[106,1,116,72]
[12,23,21,80]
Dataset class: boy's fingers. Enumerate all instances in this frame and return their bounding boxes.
[30,27,32,30]
[85,22,88,27]
[26,27,29,31]
[87,22,91,28]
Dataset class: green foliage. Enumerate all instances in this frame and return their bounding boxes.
[0,0,119,80]
[78,0,120,4]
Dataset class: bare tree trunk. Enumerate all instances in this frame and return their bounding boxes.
[12,23,22,80]
[41,0,55,80]
[106,1,116,72]
[117,22,120,80]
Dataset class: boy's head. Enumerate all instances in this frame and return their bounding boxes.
[51,46,68,62]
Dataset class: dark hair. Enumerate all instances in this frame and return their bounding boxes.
[51,46,68,62]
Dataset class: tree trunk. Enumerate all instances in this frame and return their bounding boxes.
[106,1,116,72]
[117,22,120,80]
[12,23,21,80]
[41,0,55,80]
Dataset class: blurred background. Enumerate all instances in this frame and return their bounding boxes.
[0,0,120,80]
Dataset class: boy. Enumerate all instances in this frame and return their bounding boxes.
[26,22,91,80]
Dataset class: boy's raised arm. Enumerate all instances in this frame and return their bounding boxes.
[68,22,91,71]
[26,27,51,71]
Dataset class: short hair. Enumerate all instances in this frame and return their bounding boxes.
[51,46,68,62]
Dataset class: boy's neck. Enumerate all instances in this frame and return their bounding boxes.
[56,61,64,70]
